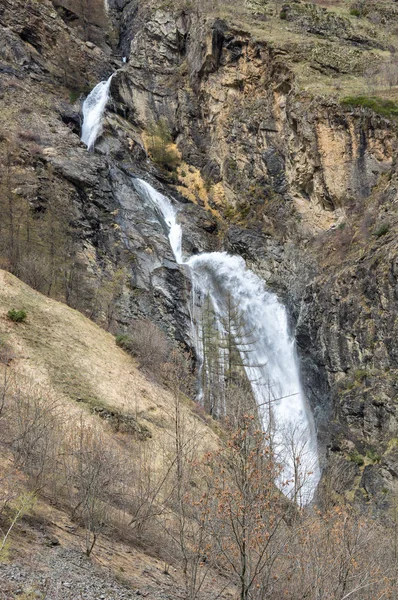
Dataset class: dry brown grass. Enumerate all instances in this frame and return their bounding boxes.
[0,270,218,528]
[0,270,215,446]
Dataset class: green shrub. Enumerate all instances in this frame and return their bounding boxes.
[341,96,398,119]
[349,1,370,17]
[366,449,381,463]
[280,10,287,20]
[115,333,129,348]
[69,90,80,103]
[348,450,365,466]
[354,368,368,383]
[7,309,27,323]
[147,119,181,171]
[374,223,389,238]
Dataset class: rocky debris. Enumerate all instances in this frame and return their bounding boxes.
[0,548,136,600]
[52,0,114,55]
[0,0,113,88]
[0,25,30,66]
[90,403,152,439]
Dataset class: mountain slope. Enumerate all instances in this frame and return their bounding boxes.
[0,270,224,599]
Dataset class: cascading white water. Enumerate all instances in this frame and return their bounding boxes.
[133,177,321,504]
[187,253,320,504]
[133,178,183,264]
[81,75,113,151]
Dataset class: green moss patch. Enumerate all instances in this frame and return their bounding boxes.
[341,96,398,119]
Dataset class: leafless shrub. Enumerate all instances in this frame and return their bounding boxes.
[61,420,127,556]
[275,505,393,600]
[117,319,170,376]
[28,143,43,157]
[125,443,171,537]
[8,379,62,492]
[0,339,14,421]
[0,339,14,367]
[161,348,195,398]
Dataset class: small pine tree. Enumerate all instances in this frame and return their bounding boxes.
[147,119,180,170]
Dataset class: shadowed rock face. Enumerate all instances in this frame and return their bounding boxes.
[2,0,398,507]
[44,143,217,345]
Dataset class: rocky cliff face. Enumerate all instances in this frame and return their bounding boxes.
[2,0,398,508]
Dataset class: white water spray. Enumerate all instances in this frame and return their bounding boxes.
[187,253,320,504]
[81,75,113,151]
[133,177,321,504]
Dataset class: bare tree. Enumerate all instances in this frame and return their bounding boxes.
[160,350,216,599]
[66,420,123,556]
[9,380,62,492]
[277,421,318,507]
[0,338,13,421]
[198,293,224,416]
[280,505,393,600]
[200,415,290,600]
[198,292,264,418]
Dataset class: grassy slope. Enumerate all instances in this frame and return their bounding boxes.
[0,269,196,433]
[204,0,398,102]
[0,270,221,595]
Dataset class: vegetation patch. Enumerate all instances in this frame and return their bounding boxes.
[366,449,381,463]
[348,450,365,466]
[7,309,27,323]
[69,89,81,103]
[373,223,390,238]
[354,368,368,383]
[341,96,398,119]
[115,320,170,375]
[146,119,181,171]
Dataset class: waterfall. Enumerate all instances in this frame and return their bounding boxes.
[133,178,183,264]
[133,178,321,505]
[187,253,320,504]
[81,75,113,151]
[80,79,320,502]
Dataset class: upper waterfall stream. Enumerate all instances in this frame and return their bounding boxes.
[81,81,321,504]
[81,75,113,151]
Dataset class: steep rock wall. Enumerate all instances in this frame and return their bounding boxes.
[113,10,394,230]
